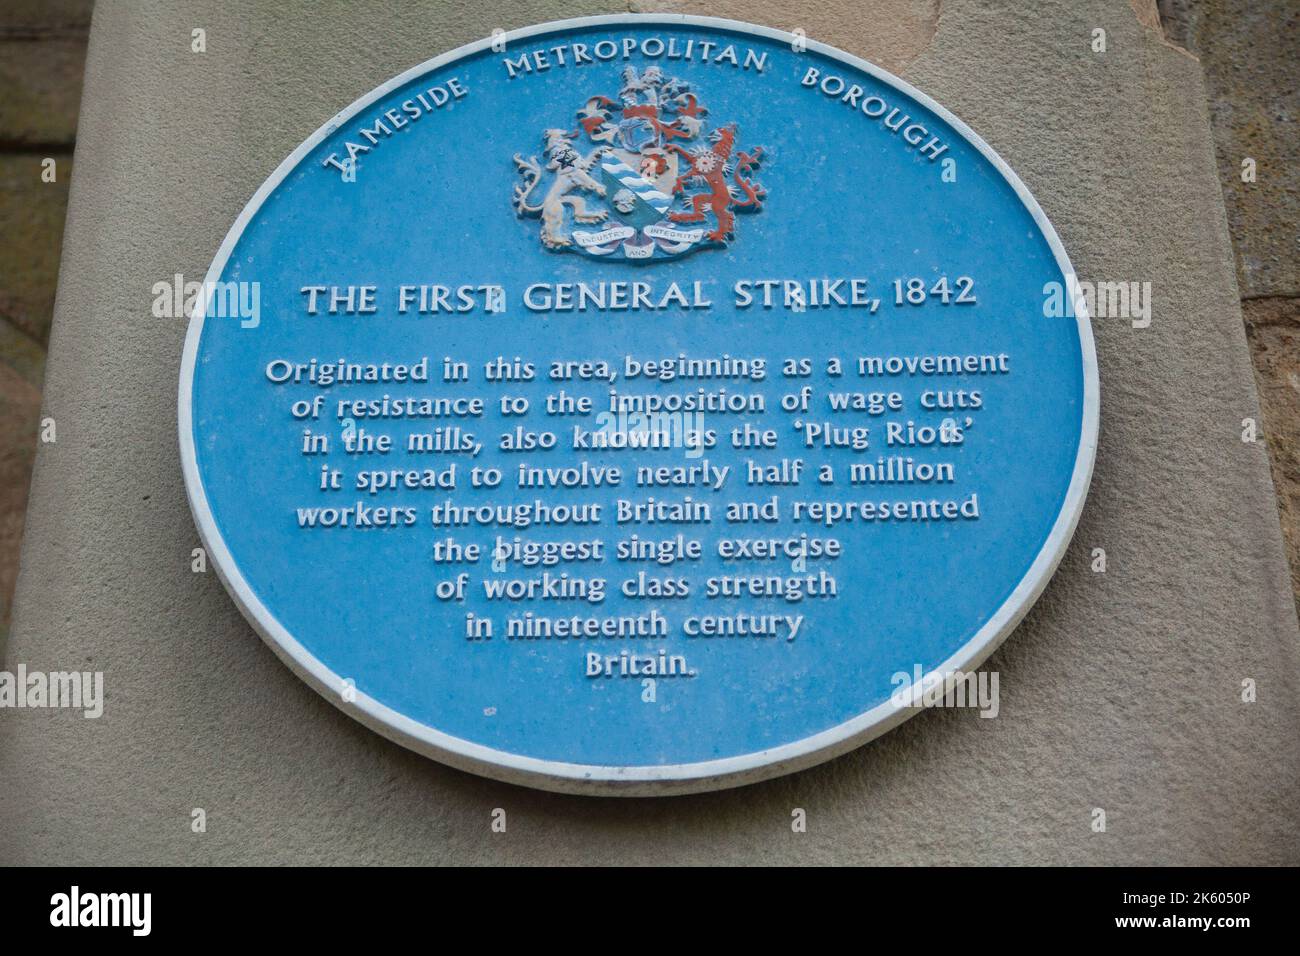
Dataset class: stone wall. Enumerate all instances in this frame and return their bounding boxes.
[0,1,90,638]
[1158,0,1300,615]
[1,0,1297,865]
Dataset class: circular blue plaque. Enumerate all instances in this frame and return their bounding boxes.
[180,15,1098,794]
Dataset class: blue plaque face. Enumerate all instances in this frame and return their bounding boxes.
[180,15,1097,794]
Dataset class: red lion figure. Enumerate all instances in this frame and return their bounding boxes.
[665,124,765,242]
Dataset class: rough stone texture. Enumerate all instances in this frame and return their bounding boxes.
[0,155,75,346]
[1156,0,1300,614]
[1244,296,1300,617]
[654,0,941,75]
[1,0,94,34]
[2,0,1298,865]
[0,1,90,147]
[0,353,40,638]
[0,2,87,640]
[0,39,88,147]
[1158,0,1298,298]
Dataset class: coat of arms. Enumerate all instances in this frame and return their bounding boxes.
[511,67,767,261]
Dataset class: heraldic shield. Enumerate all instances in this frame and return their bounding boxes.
[511,66,768,262]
